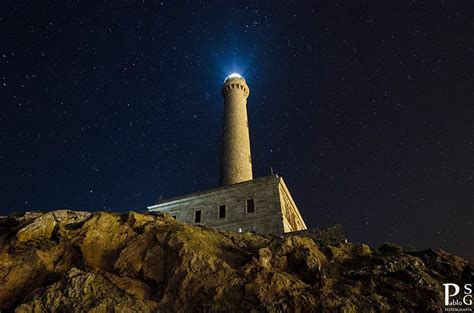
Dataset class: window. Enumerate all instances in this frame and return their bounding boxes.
[246,199,255,213]
[218,205,226,219]
[194,210,201,223]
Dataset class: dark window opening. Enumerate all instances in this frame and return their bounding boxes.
[218,205,226,219]
[246,199,255,213]
[172,215,177,220]
[194,210,201,223]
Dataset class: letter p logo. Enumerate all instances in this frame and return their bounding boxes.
[443,283,460,306]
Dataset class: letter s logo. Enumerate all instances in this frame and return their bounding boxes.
[464,284,472,294]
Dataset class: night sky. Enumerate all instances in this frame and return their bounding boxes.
[2,2,473,261]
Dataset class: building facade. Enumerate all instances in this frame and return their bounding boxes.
[148,175,306,235]
[148,74,307,235]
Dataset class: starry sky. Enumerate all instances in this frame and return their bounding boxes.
[2,1,473,260]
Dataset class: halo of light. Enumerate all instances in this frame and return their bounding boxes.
[224,73,244,82]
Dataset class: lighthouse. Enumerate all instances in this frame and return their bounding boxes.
[220,73,252,186]
[148,73,307,235]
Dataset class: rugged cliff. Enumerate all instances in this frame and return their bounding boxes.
[0,210,471,312]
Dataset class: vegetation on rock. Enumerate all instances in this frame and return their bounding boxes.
[0,210,471,312]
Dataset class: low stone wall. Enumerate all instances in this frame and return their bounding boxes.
[286,224,347,245]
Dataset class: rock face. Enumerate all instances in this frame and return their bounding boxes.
[0,210,471,312]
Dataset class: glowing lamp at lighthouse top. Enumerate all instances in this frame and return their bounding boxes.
[224,73,244,82]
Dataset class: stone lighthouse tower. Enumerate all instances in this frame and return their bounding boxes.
[220,73,252,186]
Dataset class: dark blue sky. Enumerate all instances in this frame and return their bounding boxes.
[2,1,473,260]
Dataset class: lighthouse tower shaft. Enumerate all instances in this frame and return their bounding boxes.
[220,76,252,186]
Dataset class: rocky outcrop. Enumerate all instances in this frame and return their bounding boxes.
[0,210,471,312]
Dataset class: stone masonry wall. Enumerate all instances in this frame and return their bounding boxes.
[148,176,284,234]
[278,179,307,233]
